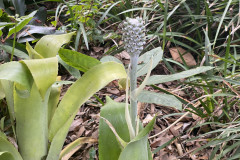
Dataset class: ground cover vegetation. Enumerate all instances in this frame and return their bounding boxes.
[0,0,239,159]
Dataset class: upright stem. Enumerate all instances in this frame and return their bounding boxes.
[130,54,138,130]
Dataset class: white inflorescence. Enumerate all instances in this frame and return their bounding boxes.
[122,17,146,56]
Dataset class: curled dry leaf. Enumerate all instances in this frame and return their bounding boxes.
[143,114,154,124]
[169,47,196,66]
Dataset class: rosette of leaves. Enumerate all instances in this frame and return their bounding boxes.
[0,32,127,160]
[99,17,155,160]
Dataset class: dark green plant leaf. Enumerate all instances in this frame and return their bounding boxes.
[99,97,130,160]
[0,151,15,160]
[11,0,26,16]
[58,55,81,78]
[0,62,33,90]
[0,137,23,160]
[59,49,101,72]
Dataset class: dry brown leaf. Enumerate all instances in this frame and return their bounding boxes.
[93,47,103,52]
[77,126,85,137]
[69,119,83,132]
[143,114,154,124]
[106,88,119,94]
[169,47,196,66]
[119,51,131,59]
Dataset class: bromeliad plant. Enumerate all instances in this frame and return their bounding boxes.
[98,17,155,160]
[0,32,127,160]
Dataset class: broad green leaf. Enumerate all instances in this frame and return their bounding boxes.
[138,91,182,110]
[59,49,101,72]
[48,62,127,159]
[0,81,5,99]
[7,11,37,38]
[14,83,50,160]
[0,137,23,160]
[11,0,26,16]
[21,57,58,99]
[34,32,75,58]
[0,44,29,59]
[99,97,154,160]
[58,55,81,78]
[137,47,163,77]
[100,55,123,65]
[26,42,43,59]
[99,97,130,160]
[0,132,7,140]
[118,136,151,160]
[134,57,153,100]
[0,62,33,90]
[147,66,213,85]
[0,151,15,160]
[132,116,156,142]
[47,112,76,160]
[0,152,13,160]
[119,117,155,160]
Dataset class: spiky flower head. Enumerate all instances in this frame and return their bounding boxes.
[122,17,145,56]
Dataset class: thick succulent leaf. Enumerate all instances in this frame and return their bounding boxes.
[118,136,151,160]
[59,49,101,72]
[133,116,155,142]
[26,42,43,59]
[14,83,50,160]
[138,90,182,110]
[99,97,130,160]
[21,57,58,99]
[47,113,76,160]
[0,81,5,99]
[118,117,155,160]
[34,32,75,58]
[147,66,214,85]
[0,137,23,160]
[0,151,15,160]
[99,97,154,160]
[0,62,33,90]
[137,47,163,77]
[48,62,127,159]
